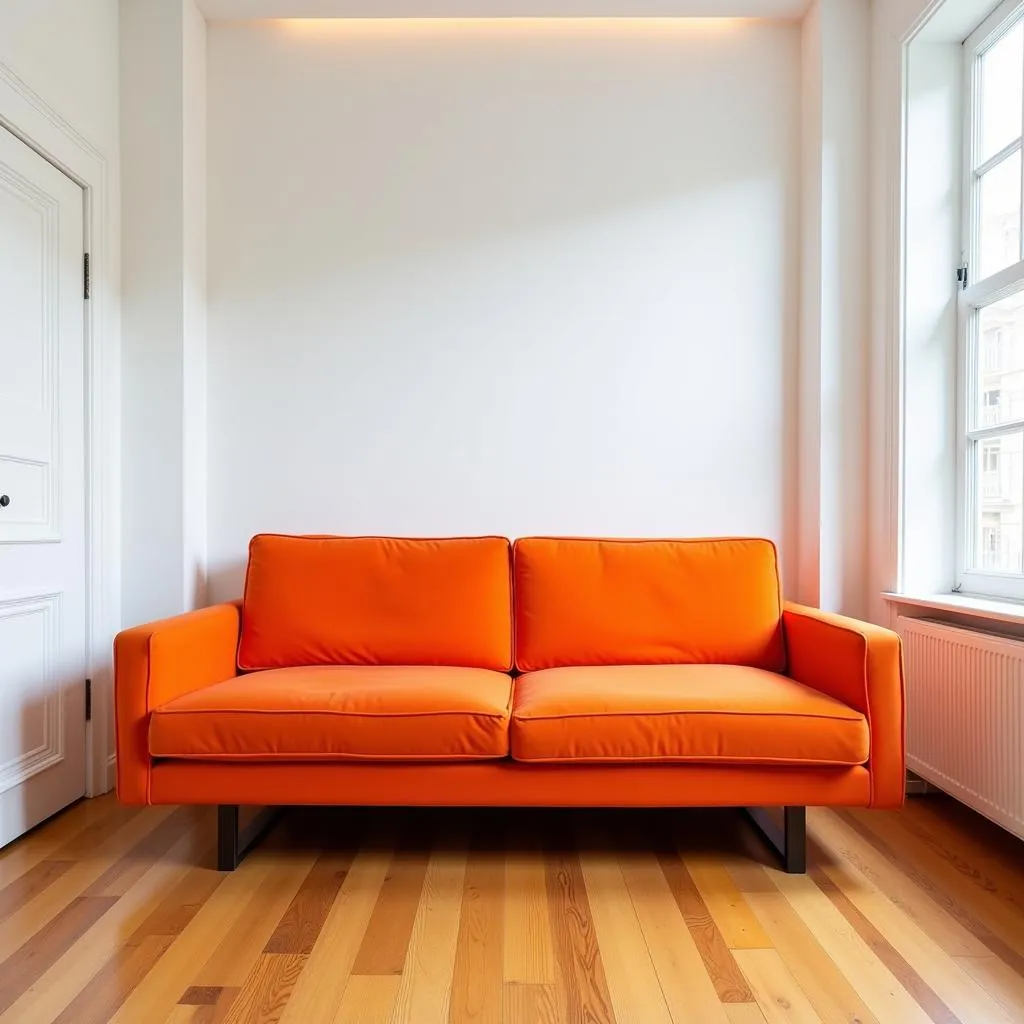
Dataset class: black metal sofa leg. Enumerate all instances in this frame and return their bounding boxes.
[217,805,277,871]
[744,806,807,873]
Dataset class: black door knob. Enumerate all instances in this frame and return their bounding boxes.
[0,495,9,508]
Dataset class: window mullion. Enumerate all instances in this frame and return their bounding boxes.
[974,136,1023,178]
[1020,27,1024,260]
[968,419,1024,441]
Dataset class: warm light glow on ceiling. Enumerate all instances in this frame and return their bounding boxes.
[271,16,751,37]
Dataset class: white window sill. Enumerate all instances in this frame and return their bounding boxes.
[882,591,1024,627]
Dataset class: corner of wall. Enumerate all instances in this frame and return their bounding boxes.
[798,0,872,617]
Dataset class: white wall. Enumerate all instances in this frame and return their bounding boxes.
[869,0,937,625]
[121,0,208,626]
[183,1,209,612]
[206,18,800,600]
[0,1,121,157]
[902,39,961,596]
[798,3,824,608]
[797,0,870,617]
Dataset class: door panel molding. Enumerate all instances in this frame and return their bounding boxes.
[0,154,62,542]
[0,60,118,798]
[0,592,64,794]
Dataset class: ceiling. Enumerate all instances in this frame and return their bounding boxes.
[195,0,810,20]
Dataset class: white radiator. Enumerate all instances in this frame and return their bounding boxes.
[897,616,1024,840]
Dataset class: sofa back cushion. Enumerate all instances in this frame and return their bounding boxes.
[513,537,785,672]
[238,535,513,671]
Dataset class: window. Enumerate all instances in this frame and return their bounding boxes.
[960,0,1024,596]
[983,328,1005,370]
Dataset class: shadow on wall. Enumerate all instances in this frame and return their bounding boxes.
[208,559,246,605]
[205,19,802,603]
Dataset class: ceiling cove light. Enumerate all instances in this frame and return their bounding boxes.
[271,16,750,37]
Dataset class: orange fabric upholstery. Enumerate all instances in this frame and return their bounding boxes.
[513,537,785,672]
[510,665,868,765]
[783,603,905,808]
[114,602,241,803]
[149,666,512,762]
[112,534,905,818]
[238,535,512,672]
[149,761,871,807]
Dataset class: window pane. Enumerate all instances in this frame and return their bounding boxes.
[978,290,1024,430]
[980,20,1024,164]
[976,431,1024,573]
[978,289,1024,428]
[978,150,1022,280]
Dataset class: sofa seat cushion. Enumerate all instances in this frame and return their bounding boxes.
[149,666,513,762]
[510,665,868,765]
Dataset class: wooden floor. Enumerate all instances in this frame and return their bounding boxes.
[1,797,1023,1024]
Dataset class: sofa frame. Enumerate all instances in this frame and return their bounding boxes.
[116,537,904,879]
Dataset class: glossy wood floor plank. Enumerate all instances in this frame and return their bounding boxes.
[0,805,177,962]
[743,886,879,1024]
[503,840,557,984]
[954,955,1024,1024]
[108,856,279,1024]
[0,828,216,1024]
[883,801,1024,919]
[221,952,306,1024]
[578,847,673,1024]
[815,852,1016,1024]
[658,849,755,1003]
[450,845,503,1024]
[545,846,616,1024]
[331,975,399,1024]
[809,808,991,958]
[810,862,964,1024]
[275,847,391,1024]
[732,948,823,1024]
[619,852,733,1024]
[0,795,1023,1024]
[685,859,774,951]
[839,808,1024,969]
[0,800,133,889]
[768,868,934,1024]
[351,848,429,976]
[725,1004,770,1024]
[264,853,351,956]
[0,894,117,1013]
[388,842,467,1024]
[0,859,74,920]
[191,852,317,988]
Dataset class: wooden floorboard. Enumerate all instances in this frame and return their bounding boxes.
[0,795,1022,1023]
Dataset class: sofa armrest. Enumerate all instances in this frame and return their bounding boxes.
[114,602,241,803]
[782,602,905,807]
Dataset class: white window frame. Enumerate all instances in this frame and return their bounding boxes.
[957,0,1024,599]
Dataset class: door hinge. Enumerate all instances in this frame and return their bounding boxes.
[957,262,969,290]
[85,678,92,722]
[83,253,91,301]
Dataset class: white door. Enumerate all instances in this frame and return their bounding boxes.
[0,124,87,846]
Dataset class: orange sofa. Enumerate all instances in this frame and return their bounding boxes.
[114,535,905,872]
